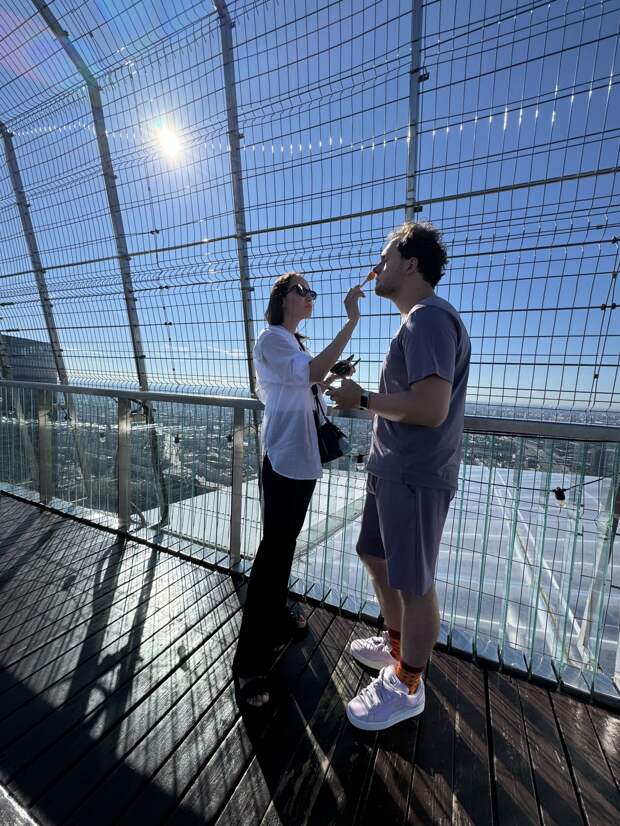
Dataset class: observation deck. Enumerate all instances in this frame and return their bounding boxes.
[1,0,619,823]
[0,494,618,826]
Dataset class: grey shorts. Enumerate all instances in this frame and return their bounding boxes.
[356,474,455,595]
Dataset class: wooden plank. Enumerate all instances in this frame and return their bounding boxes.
[0,661,207,826]
[587,705,620,793]
[0,551,220,725]
[355,706,419,826]
[0,500,55,569]
[0,527,121,634]
[356,654,459,826]
[551,690,620,824]
[0,780,38,826]
[0,532,137,655]
[1,573,236,793]
[407,653,456,825]
[452,658,493,826]
[167,606,335,824]
[487,670,539,825]
[0,542,189,671]
[0,518,103,629]
[231,617,363,826]
[518,680,583,826]
[121,606,336,824]
[31,604,245,824]
[0,513,67,581]
[56,582,276,825]
[300,623,380,825]
[213,613,356,826]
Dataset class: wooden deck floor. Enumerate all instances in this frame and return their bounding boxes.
[0,493,618,826]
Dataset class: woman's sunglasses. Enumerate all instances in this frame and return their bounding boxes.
[287,284,317,300]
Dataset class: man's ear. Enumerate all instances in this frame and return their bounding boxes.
[406,256,418,275]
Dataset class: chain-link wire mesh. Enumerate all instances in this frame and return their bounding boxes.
[0,1,617,417]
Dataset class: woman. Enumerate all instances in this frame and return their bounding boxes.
[232,271,365,708]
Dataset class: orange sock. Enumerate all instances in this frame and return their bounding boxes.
[387,628,401,660]
[395,660,424,694]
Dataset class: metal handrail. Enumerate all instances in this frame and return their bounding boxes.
[1,379,619,443]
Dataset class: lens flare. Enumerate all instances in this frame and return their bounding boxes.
[155,125,181,160]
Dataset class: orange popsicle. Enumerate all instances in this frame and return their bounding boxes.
[360,270,377,287]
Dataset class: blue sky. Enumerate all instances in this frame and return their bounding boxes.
[0,0,618,411]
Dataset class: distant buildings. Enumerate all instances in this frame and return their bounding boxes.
[0,334,56,418]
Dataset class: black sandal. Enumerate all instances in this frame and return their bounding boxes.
[234,675,271,710]
[286,605,309,640]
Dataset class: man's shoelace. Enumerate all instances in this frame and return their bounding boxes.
[367,631,390,650]
[357,668,402,709]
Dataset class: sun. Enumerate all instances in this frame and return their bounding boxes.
[155,125,182,161]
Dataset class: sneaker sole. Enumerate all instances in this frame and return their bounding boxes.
[346,700,425,731]
[349,648,397,670]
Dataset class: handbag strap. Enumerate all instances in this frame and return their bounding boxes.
[298,340,326,425]
[311,384,326,425]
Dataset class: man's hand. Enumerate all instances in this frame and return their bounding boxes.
[325,378,363,410]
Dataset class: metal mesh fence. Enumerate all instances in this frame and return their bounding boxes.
[0,1,617,418]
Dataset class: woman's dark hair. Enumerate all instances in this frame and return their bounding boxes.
[265,271,308,349]
[390,220,448,287]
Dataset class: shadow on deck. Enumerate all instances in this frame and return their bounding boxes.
[0,493,618,826]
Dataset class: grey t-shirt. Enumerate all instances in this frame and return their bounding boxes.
[366,296,470,490]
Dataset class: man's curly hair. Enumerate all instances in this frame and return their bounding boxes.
[389,221,448,287]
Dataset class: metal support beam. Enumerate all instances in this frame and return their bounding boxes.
[31,0,168,526]
[0,123,65,378]
[229,406,245,565]
[405,0,425,220]
[213,0,258,396]
[213,0,263,501]
[0,119,92,496]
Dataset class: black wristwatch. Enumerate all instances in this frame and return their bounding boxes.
[360,390,370,410]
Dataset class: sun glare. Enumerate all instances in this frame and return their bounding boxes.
[155,125,182,160]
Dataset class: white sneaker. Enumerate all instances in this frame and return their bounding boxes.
[346,665,425,731]
[349,630,398,670]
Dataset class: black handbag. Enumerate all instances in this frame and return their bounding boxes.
[312,384,351,464]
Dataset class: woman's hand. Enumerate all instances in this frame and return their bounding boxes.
[344,285,365,324]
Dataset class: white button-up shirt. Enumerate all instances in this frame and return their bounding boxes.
[255,324,324,480]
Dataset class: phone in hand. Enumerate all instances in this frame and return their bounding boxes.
[331,355,360,376]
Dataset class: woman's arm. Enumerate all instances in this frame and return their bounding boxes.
[309,286,364,383]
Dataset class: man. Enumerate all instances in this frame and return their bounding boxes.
[326,220,470,731]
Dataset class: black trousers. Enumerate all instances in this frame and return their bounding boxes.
[232,454,316,677]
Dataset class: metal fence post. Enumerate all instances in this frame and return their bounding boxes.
[117,398,131,532]
[405,0,425,220]
[32,0,169,527]
[229,407,245,565]
[0,120,92,495]
[37,390,54,504]
[213,0,263,503]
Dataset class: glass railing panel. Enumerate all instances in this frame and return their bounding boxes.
[137,400,236,557]
[0,383,39,498]
[47,390,118,521]
[238,408,262,567]
[1,381,618,698]
[289,415,374,606]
